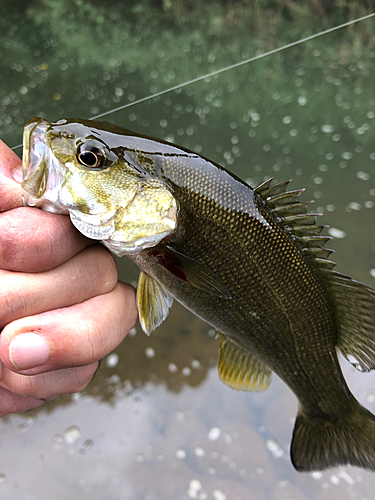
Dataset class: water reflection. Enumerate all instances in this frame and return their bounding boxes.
[1,0,375,498]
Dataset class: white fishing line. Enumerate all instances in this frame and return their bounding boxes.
[90,12,375,120]
[11,11,375,151]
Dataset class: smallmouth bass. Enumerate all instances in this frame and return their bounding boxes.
[21,117,375,472]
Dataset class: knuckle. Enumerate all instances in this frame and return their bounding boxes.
[0,275,28,325]
[12,374,40,398]
[72,364,98,393]
[91,246,118,292]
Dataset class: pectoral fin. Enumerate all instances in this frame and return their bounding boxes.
[137,271,174,335]
[149,245,231,299]
[218,336,272,392]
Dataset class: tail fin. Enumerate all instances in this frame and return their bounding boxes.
[291,403,375,472]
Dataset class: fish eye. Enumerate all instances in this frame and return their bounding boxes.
[76,144,105,169]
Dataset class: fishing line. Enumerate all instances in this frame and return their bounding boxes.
[11,11,375,151]
[90,12,375,120]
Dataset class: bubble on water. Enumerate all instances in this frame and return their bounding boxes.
[330,474,340,485]
[128,327,137,337]
[194,446,206,457]
[188,479,206,499]
[332,134,341,142]
[356,171,370,181]
[298,95,307,106]
[0,474,6,484]
[176,448,186,460]
[321,124,334,133]
[213,490,226,500]
[249,112,260,122]
[176,409,185,422]
[63,426,81,445]
[342,151,352,160]
[106,353,119,368]
[191,359,201,370]
[328,227,346,239]
[346,202,362,212]
[313,176,323,185]
[311,471,323,480]
[326,204,335,212]
[52,434,63,450]
[145,347,155,358]
[370,189,375,196]
[266,438,285,458]
[182,367,191,376]
[135,453,144,462]
[338,470,355,485]
[365,201,374,208]
[168,363,178,373]
[369,269,375,278]
[282,115,292,124]
[208,427,222,441]
[289,128,298,137]
[367,111,375,119]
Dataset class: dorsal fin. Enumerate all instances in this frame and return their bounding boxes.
[254,178,336,270]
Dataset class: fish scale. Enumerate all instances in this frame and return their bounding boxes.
[21,116,375,472]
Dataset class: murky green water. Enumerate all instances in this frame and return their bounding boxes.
[1,2,375,499]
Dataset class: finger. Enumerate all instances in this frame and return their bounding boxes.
[0,281,137,375]
[0,361,98,400]
[0,207,92,272]
[0,245,118,328]
[0,386,45,418]
[0,140,23,212]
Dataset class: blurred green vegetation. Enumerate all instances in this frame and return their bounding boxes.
[1,0,375,147]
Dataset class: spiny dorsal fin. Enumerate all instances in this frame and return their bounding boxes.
[218,336,272,392]
[254,178,335,272]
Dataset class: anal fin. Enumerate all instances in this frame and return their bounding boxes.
[218,336,272,392]
[137,271,173,335]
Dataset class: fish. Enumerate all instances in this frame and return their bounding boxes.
[20,116,375,472]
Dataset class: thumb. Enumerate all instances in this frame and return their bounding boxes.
[0,140,23,212]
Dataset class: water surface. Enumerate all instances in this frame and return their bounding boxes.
[0,2,375,499]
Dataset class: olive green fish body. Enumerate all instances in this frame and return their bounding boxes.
[129,153,350,419]
[21,117,375,472]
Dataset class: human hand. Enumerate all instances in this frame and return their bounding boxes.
[0,139,137,416]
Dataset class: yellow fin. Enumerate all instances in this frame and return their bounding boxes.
[137,271,173,336]
[218,336,272,392]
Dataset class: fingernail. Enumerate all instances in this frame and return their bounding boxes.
[9,333,50,370]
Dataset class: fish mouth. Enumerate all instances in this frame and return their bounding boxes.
[21,117,68,214]
[22,117,50,198]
